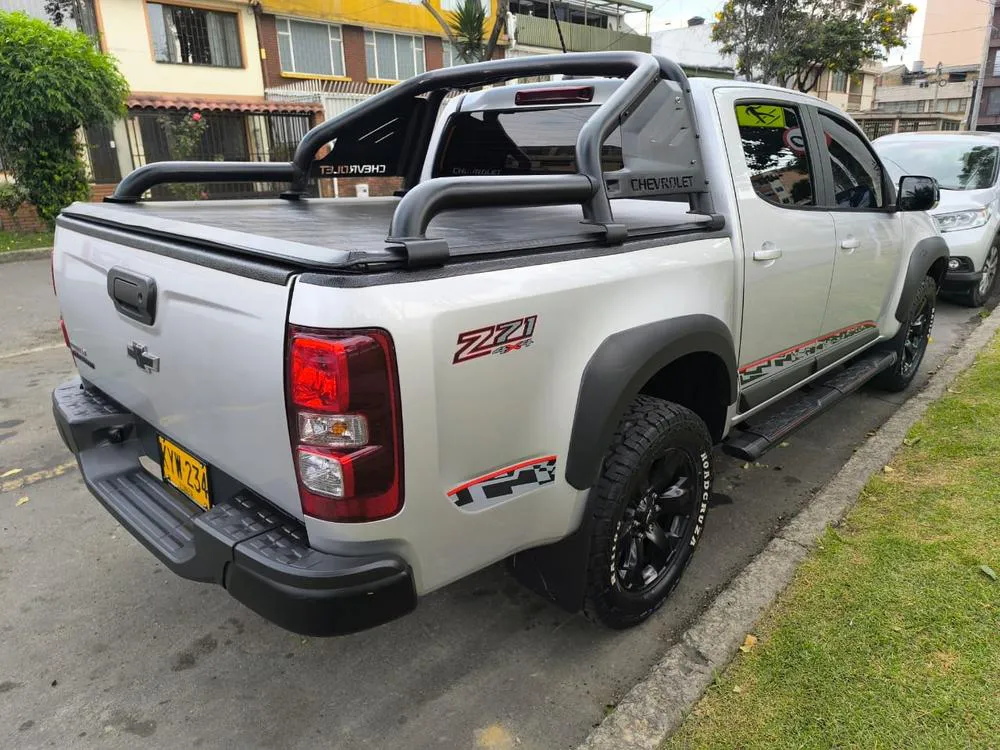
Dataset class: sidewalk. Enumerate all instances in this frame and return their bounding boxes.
[664,334,1000,748]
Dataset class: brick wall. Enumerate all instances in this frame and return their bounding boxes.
[343,24,368,82]
[425,36,443,70]
[0,204,45,233]
[258,14,284,88]
[89,184,116,201]
[1,183,117,233]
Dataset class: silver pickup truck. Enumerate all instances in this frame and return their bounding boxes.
[51,52,946,635]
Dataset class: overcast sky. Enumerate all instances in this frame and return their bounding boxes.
[647,0,929,65]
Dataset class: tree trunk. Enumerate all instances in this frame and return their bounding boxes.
[484,0,509,61]
[422,0,460,48]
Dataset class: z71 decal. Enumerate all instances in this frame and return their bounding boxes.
[453,315,537,364]
[447,456,557,512]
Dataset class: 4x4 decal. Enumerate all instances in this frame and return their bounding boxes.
[447,456,557,512]
[739,321,877,385]
[453,315,537,364]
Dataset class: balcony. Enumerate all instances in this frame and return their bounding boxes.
[512,14,651,53]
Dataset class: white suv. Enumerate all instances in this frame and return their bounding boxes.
[875,132,1000,307]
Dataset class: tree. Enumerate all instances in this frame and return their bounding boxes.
[423,0,508,64]
[157,112,210,200]
[448,0,487,63]
[0,12,128,224]
[713,0,916,93]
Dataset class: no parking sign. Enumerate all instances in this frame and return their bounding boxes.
[783,127,834,155]
[783,127,806,155]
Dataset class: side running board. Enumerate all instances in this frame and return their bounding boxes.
[723,350,897,462]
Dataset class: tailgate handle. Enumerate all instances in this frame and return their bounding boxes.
[107,267,157,325]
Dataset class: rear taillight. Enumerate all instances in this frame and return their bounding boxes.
[286,327,403,522]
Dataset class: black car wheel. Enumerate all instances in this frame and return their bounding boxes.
[874,275,936,393]
[583,396,712,629]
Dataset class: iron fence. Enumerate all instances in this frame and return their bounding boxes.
[124,109,318,200]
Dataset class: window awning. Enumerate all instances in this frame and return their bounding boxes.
[128,94,321,115]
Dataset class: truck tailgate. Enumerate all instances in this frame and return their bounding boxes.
[53,224,302,519]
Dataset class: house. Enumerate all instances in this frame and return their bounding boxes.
[811,61,880,114]
[651,17,881,107]
[853,63,979,139]
[256,0,503,195]
[0,0,325,200]
[506,0,651,59]
[650,17,735,79]
[90,0,324,199]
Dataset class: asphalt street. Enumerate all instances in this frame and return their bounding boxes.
[0,256,988,749]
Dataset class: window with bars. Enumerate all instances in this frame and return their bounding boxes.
[277,18,345,77]
[987,89,1000,116]
[147,3,241,67]
[364,30,425,81]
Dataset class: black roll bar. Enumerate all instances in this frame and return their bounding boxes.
[106,161,296,203]
[106,52,708,265]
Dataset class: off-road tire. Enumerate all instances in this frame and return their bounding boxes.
[873,275,936,392]
[582,396,713,629]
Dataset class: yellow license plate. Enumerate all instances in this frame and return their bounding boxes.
[158,435,211,510]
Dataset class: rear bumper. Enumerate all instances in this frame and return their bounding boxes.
[53,378,416,636]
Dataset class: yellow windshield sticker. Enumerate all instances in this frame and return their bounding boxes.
[736,105,787,128]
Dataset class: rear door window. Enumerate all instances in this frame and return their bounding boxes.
[819,113,886,209]
[735,103,816,207]
[434,106,623,177]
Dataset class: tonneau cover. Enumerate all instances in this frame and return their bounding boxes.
[60,197,714,271]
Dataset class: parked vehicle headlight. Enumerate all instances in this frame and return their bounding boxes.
[933,207,990,233]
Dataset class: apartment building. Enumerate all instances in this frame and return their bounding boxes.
[854,63,978,139]
[975,2,1000,131]
[919,0,991,69]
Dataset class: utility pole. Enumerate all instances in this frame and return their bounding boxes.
[970,1,996,131]
[932,61,943,114]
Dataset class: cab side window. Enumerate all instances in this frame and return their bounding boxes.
[736,103,815,207]
[820,113,885,209]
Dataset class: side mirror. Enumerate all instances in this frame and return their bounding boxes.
[897,175,939,212]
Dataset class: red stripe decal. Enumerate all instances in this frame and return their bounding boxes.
[739,321,876,373]
[447,455,558,497]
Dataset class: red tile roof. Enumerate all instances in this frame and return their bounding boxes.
[128,94,321,115]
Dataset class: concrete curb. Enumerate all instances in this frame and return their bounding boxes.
[0,247,51,264]
[579,305,1000,750]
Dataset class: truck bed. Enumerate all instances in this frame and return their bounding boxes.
[59,197,718,272]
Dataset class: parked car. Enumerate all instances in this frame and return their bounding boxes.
[51,52,946,636]
[874,132,1000,307]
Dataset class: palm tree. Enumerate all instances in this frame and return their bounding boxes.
[422,0,508,64]
[448,0,487,63]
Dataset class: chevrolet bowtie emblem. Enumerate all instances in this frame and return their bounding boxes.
[126,341,160,373]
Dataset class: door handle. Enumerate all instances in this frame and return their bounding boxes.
[753,246,782,262]
[840,237,861,251]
